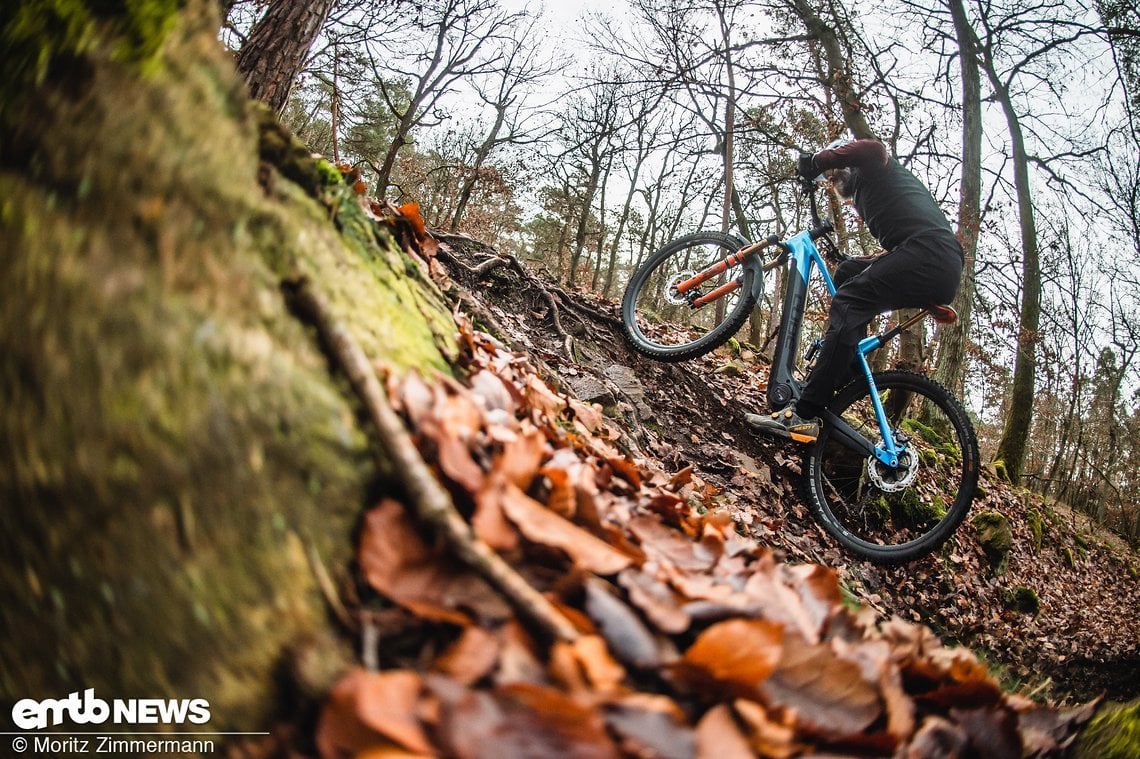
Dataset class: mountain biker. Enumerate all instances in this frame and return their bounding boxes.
[747,137,964,444]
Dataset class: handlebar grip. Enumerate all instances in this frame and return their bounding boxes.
[809,220,834,240]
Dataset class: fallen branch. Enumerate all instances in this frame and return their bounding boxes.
[286,277,580,644]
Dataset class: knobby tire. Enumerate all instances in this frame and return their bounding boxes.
[803,371,979,564]
[621,232,761,362]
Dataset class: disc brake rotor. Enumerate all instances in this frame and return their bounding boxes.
[866,448,919,492]
[663,271,697,306]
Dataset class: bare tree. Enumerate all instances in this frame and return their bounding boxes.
[360,0,522,196]
[786,0,875,140]
[967,2,1050,482]
[557,72,626,286]
[601,107,668,296]
[449,17,563,231]
[930,0,983,399]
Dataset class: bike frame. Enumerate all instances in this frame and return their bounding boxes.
[672,183,953,470]
[766,230,905,469]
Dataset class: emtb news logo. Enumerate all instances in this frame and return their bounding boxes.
[11,689,211,730]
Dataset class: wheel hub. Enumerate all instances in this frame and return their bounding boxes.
[663,271,697,305]
[866,448,919,492]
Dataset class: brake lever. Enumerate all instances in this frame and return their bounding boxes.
[818,232,849,264]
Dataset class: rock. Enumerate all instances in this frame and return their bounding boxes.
[972,510,1013,571]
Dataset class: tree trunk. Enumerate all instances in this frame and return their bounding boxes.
[979,43,1043,483]
[1,0,456,731]
[235,0,337,116]
[933,0,982,400]
[570,159,602,286]
[450,104,507,232]
[591,153,614,291]
[789,0,875,140]
[603,146,650,298]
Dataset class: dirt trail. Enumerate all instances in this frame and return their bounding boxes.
[439,235,1140,704]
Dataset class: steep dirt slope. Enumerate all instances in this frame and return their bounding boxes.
[435,233,1140,705]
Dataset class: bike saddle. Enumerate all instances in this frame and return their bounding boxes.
[928,304,958,324]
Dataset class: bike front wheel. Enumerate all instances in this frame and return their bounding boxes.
[621,232,761,362]
[803,371,980,564]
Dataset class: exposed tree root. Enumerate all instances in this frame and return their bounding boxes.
[433,233,577,357]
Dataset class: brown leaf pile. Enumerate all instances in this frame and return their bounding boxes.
[315,314,1092,758]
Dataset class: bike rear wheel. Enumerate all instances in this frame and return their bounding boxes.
[803,371,979,564]
[621,232,760,362]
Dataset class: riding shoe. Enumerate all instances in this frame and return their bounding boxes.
[745,408,820,445]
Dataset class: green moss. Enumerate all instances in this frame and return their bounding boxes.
[250,132,456,376]
[868,495,891,523]
[713,337,742,358]
[2,1,98,96]
[315,158,344,187]
[902,417,942,446]
[992,459,1010,483]
[838,582,862,612]
[0,0,454,730]
[891,489,947,526]
[254,103,326,198]
[1072,700,1140,759]
[972,510,1012,571]
[1002,585,1039,614]
[1027,507,1044,552]
[1,0,179,108]
[1074,532,1091,554]
[112,0,180,70]
[1063,546,1077,568]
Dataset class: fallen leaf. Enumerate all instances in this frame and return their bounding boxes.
[758,633,882,737]
[431,679,619,759]
[548,634,627,696]
[677,618,784,697]
[732,699,801,759]
[950,706,1022,759]
[618,568,691,634]
[499,483,633,575]
[316,668,433,758]
[694,703,755,759]
[604,694,695,759]
[583,577,664,669]
[903,715,968,758]
[629,514,720,572]
[358,500,509,625]
[433,627,502,686]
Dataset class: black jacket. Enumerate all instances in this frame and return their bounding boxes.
[814,139,959,255]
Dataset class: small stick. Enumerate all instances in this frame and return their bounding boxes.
[287,277,580,643]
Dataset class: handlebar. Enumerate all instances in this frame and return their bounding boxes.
[797,173,847,263]
[810,220,834,240]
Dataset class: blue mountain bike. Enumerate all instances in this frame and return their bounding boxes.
[621,179,979,564]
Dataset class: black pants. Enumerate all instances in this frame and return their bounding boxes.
[797,234,963,417]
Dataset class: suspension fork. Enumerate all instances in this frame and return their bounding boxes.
[816,375,901,469]
[673,236,779,301]
[822,307,954,469]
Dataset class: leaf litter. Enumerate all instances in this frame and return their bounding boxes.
[315,306,1097,758]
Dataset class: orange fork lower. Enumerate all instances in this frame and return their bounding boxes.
[690,278,743,308]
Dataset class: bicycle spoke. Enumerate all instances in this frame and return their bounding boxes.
[621,233,761,361]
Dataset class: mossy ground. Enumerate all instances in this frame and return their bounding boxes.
[1073,700,1140,759]
[972,510,1013,572]
[1,0,455,730]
